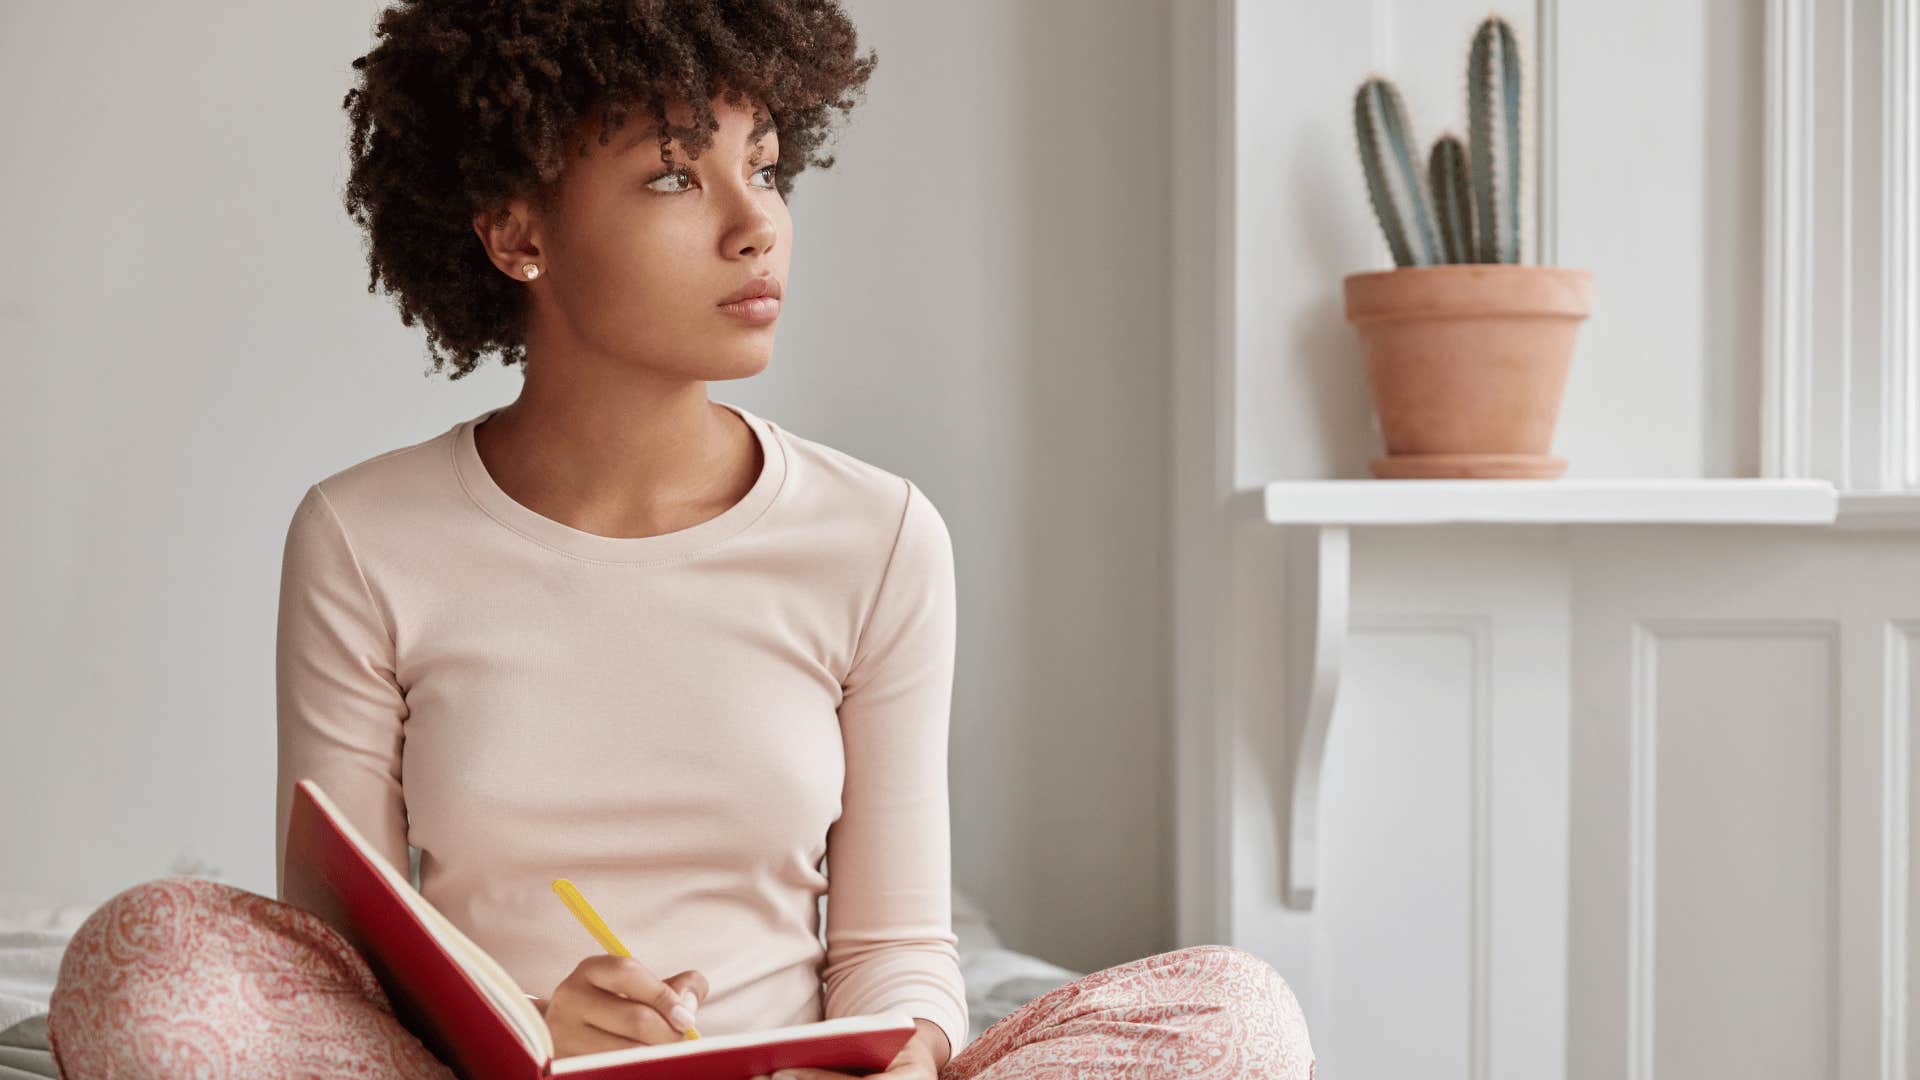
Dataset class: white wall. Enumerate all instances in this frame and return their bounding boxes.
[1230,0,1768,483]
[0,0,1173,974]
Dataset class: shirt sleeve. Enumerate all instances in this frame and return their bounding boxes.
[820,478,970,1058]
[274,482,411,902]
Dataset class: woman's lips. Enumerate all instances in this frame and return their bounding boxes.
[717,296,780,324]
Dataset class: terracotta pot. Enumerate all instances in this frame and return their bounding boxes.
[1344,264,1593,479]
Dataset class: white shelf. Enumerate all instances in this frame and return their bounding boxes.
[1834,492,1920,529]
[1251,475,1920,911]
[1260,478,1839,526]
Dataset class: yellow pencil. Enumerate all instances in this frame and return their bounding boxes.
[551,878,699,1039]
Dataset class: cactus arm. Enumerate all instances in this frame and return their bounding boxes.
[1354,80,1416,267]
[1374,80,1441,265]
[1498,18,1522,262]
[1429,133,1475,263]
[1468,15,1524,263]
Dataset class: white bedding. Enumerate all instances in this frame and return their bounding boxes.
[949,886,1084,1043]
[0,897,97,1080]
[0,932,67,1079]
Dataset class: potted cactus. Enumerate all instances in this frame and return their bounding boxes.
[1348,14,1593,479]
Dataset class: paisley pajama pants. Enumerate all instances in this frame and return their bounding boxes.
[47,877,1315,1078]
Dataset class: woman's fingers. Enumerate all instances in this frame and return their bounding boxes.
[575,956,696,1040]
[664,967,710,1010]
[563,1018,658,1056]
[580,983,684,1044]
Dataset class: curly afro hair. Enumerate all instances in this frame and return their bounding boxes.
[340,0,878,380]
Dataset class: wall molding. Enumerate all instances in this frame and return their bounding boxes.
[1169,0,1238,948]
[1764,0,1920,490]
[1763,0,1816,481]
[1627,618,1842,1080]
[1887,619,1920,1080]
[1885,1,1918,489]
[1535,0,1559,267]
[1348,612,1494,1080]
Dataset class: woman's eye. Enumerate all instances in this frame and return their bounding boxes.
[647,169,692,193]
[646,164,778,194]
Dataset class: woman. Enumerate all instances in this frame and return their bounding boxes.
[46,2,1314,1076]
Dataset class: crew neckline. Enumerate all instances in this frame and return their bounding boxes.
[451,399,787,564]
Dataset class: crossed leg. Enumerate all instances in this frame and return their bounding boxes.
[46,875,453,1078]
[941,944,1315,1079]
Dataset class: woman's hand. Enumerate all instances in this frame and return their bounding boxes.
[748,1019,947,1080]
[536,955,708,1059]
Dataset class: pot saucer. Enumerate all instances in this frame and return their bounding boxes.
[1369,453,1568,479]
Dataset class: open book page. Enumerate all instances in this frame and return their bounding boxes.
[301,782,555,1064]
[548,1013,915,1075]
[407,885,556,1062]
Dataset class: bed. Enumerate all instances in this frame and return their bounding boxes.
[0,876,1079,1078]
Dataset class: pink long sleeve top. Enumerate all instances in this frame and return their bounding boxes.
[272,400,968,1055]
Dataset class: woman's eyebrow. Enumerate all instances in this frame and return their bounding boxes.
[617,115,778,155]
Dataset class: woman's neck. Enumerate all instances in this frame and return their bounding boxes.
[471,368,760,541]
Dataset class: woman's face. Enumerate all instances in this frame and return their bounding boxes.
[479,91,792,382]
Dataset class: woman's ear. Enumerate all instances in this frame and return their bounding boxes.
[471,201,544,282]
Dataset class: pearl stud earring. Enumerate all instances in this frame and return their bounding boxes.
[523,264,540,280]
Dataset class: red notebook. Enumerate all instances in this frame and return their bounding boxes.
[283,778,918,1079]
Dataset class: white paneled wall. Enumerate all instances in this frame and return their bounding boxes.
[1311,531,1572,1080]
[1171,0,1920,1077]
[1568,528,1920,1079]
